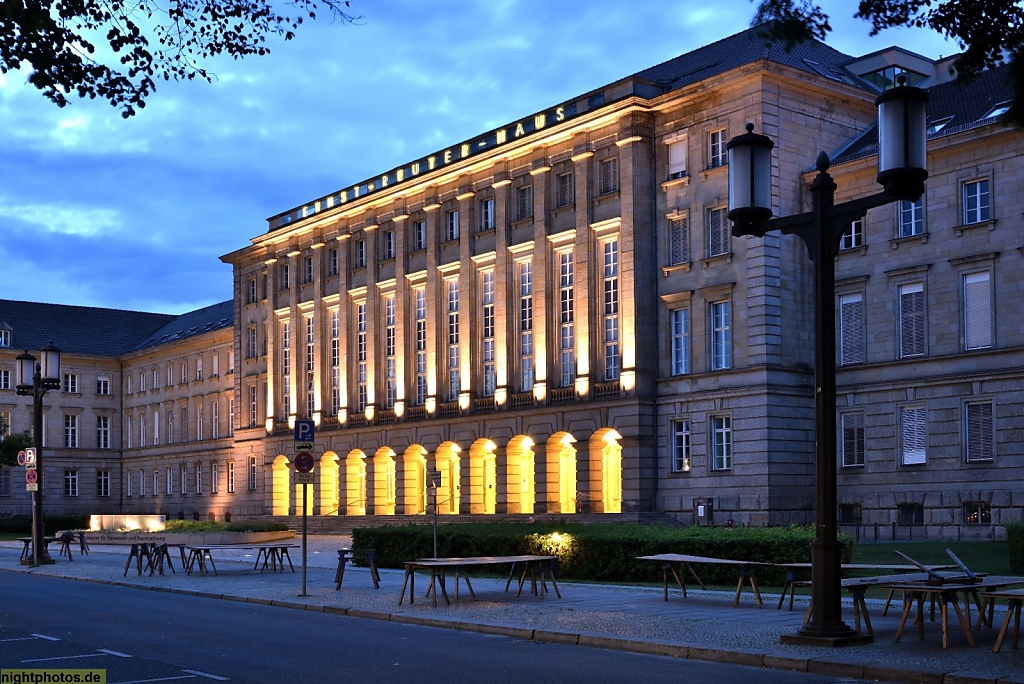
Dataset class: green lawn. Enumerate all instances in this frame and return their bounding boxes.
[850,540,1010,576]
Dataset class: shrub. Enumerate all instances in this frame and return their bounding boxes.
[163,520,288,533]
[352,522,853,585]
[0,515,89,534]
[1007,521,1024,573]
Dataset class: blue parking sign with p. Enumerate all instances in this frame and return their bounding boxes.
[294,419,315,443]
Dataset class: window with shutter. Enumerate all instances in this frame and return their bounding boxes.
[965,401,994,462]
[707,207,729,257]
[668,216,688,265]
[841,412,865,467]
[963,272,992,350]
[899,283,925,357]
[668,139,687,179]
[839,293,864,365]
[900,406,927,465]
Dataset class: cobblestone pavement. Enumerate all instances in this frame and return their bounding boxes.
[2,536,1022,684]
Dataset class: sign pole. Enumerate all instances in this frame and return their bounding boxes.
[292,420,315,598]
[301,481,308,597]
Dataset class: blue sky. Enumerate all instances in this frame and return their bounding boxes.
[0,1,959,315]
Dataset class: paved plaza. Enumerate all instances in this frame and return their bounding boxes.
[2,536,1022,683]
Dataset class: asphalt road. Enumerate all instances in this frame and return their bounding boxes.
[0,572,872,684]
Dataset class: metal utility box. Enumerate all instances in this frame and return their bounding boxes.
[693,498,713,526]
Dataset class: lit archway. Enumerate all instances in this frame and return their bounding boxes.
[469,438,497,514]
[505,436,535,514]
[372,447,397,515]
[547,432,577,514]
[343,449,367,515]
[319,452,340,516]
[590,428,623,513]
[434,442,462,514]
[401,445,428,515]
[271,455,289,516]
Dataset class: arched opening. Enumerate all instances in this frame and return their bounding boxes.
[271,455,289,516]
[590,428,623,513]
[401,445,428,515]
[343,450,367,515]
[505,436,535,515]
[372,447,397,515]
[434,442,462,515]
[547,432,577,514]
[318,452,340,516]
[469,438,497,514]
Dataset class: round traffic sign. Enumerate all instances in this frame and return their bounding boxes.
[25,469,38,484]
[16,451,26,467]
[294,452,315,473]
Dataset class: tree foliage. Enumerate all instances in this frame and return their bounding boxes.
[752,1,1024,126]
[0,414,32,468]
[0,0,356,117]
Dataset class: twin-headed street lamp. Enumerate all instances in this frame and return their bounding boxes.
[726,76,928,645]
[16,342,62,567]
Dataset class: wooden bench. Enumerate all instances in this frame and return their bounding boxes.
[982,587,1024,652]
[334,548,380,589]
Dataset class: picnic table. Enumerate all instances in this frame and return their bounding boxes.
[981,587,1024,652]
[123,542,186,576]
[183,543,299,576]
[398,555,559,607]
[18,536,73,562]
[636,553,767,607]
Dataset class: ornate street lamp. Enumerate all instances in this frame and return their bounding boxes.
[16,342,62,567]
[727,77,927,645]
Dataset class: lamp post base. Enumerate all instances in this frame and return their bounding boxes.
[20,557,56,567]
[780,625,868,647]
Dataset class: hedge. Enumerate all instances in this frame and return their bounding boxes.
[164,520,289,533]
[0,515,90,534]
[1008,522,1024,573]
[352,523,854,585]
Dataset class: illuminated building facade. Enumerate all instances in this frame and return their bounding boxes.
[2,26,1021,536]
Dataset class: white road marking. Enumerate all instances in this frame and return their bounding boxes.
[182,669,229,681]
[112,676,198,684]
[0,637,38,642]
[21,653,106,663]
[98,648,134,657]
[31,633,61,641]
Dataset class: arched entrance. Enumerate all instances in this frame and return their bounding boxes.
[372,447,397,515]
[547,432,577,514]
[505,436,535,514]
[318,452,340,516]
[343,449,367,515]
[271,455,289,516]
[434,442,461,515]
[469,439,497,514]
[590,428,623,513]
[401,445,427,515]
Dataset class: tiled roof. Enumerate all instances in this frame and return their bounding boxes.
[633,24,865,93]
[130,300,234,353]
[0,300,174,357]
[834,64,1014,163]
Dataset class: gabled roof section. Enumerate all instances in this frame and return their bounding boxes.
[0,300,174,357]
[833,64,1015,164]
[633,24,864,92]
[131,300,234,353]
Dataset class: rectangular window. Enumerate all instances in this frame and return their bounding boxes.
[839,218,863,251]
[447,279,460,402]
[212,462,220,494]
[962,179,990,224]
[64,470,78,497]
[181,406,188,442]
[305,315,315,419]
[280,262,290,290]
[445,209,460,241]
[599,158,619,194]
[965,400,994,463]
[303,255,314,283]
[249,385,258,427]
[382,229,396,260]
[708,128,727,169]
[411,220,427,250]
[385,295,397,409]
[964,502,992,525]
[671,308,690,375]
[841,412,865,467]
[899,283,925,358]
[667,137,687,179]
[228,461,235,493]
[248,456,257,491]
[327,248,339,276]
[898,503,923,526]
[710,300,731,370]
[166,467,173,495]
[196,463,203,495]
[228,398,235,436]
[0,370,9,390]
[558,250,575,387]
[126,416,133,449]
[330,309,340,415]
[247,277,257,303]
[196,357,203,381]
[212,400,220,439]
[64,414,78,448]
[672,419,691,473]
[900,405,927,465]
[196,404,203,441]
[152,470,158,496]
[212,353,219,377]
[516,185,533,221]
[414,288,428,405]
[518,261,534,392]
[481,271,496,396]
[707,206,729,257]
[246,326,257,359]
[139,470,145,497]
[668,215,689,266]
[602,239,620,381]
[479,198,495,231]
[963,272,992,350]
[556,171,574,208]
[181,464,188,495]
[97,470,110,497]
[354,239,366,268]
[0,330,9,347]
[838,504,862,526]
[127,471,133,497]
[63,373,78,394]
[356,302,367,412]
[839,293,864,365]
[152,410,160,446]
[180,361,187,384]
[96,416,110,449]
[898,198,924,237]
[167,411,174,444]
[711,415,732,471]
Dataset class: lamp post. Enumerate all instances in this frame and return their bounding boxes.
[726,77,927,646]
[16,342,62,567]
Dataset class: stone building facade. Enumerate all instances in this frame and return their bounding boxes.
[2,27,1020,536]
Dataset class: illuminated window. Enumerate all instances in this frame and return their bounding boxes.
[963,502,991,525]
[481,271,495,396]
[330,309,340,415]
[356,302,367,412]
[282,321,291,416]
[385,295,397,408]
[518,261,534,392]
[414,288,427,405]
[446,278,460,401]
[558,250,575,387]
[602,238,620,381]
[305,315,315,419]
[672,419,691,472]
